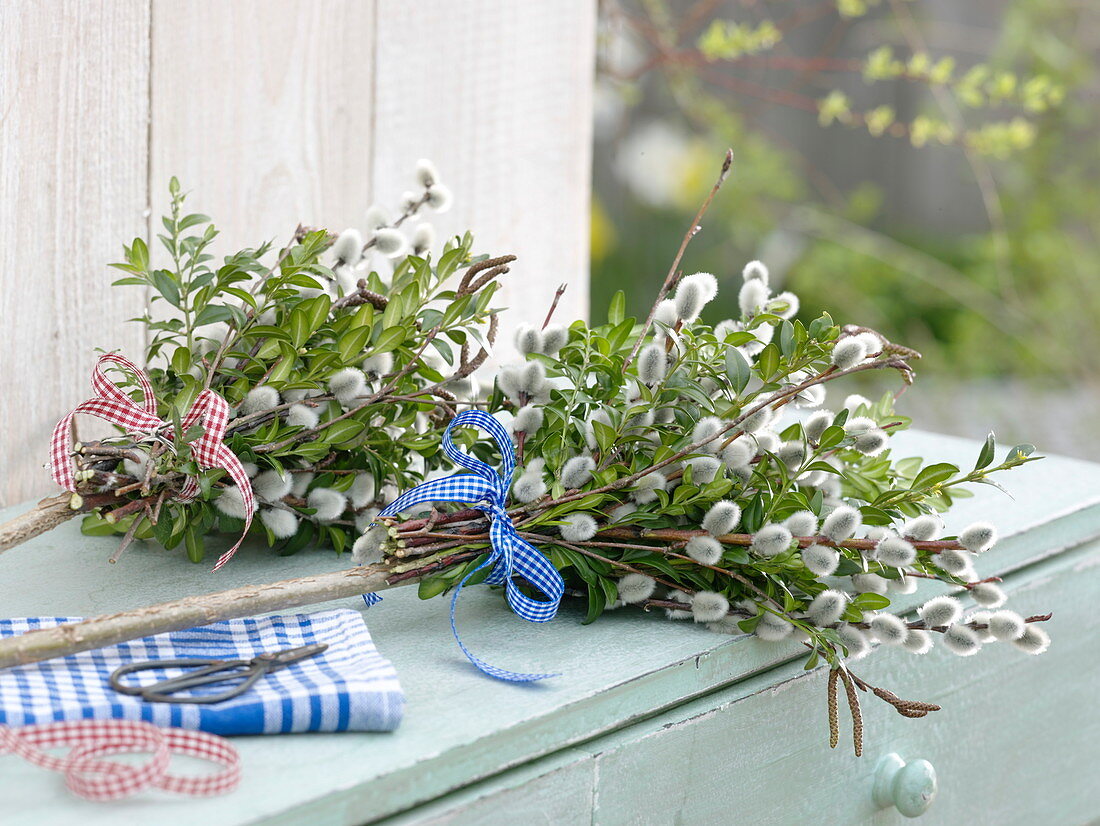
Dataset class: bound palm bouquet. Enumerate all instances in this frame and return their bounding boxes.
[0,152,1049,753]
[0,162,504,566]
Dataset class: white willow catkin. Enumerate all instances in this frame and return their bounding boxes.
[239,386,280,417]
[617,574,656,604]
[560,455,596,489]
[287,404,320,429]
[802,544,839,576]
[807,590,847,626]
[920,596,963,627]
[821,505,861,542]
[373,228,407,257]
[426,184,453,212]
[738,279,769,317]
[702,501,741,536]
[742,260,769,285]
[329,368,367,406]
[686,536,723,566]
[260,508,299,540]
[560,514,598,542]
[631,472,666,504]
[831,337,867,370]
[253,470,292,503]
[331,229,363,265]
[750,524,792,557]
[411,223,435,256]
[307,488,347,523]
[637,344,667,386]
[691,591,729,623]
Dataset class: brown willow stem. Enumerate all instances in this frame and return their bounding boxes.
[108,513,146,564]
[0,491,138,555]
[549,539,683,594]
[0,555,473,670]
[624,148,734,369]
[599,527,964,555]
[542,283,568,329]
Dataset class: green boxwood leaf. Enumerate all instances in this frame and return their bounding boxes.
[910,462,958,490]
[337,325,373,364]
[724,345,751,394]
[371,326,406,355]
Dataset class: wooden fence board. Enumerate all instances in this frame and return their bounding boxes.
[0,1,150,506]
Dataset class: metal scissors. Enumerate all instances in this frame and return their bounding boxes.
[108,643,328,704]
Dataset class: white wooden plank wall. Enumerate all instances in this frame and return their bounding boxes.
[372,0,595,354]
[149,0,377,254]
[0,0,595,508]
[0,1,150,508]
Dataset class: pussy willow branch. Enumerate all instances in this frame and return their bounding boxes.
[542,283,568,330]
[211,190,433,388]
[859,613,1053,634]
[549,355,914,512]
[380,355,915,538]
[598,527,965,555]
[358,191,431,258]
[252,258,506,455]
[509,530,782,615]
[630,597,1053,635]
[403,522,969,620]
[624,148,734,369]
[542,535,785,619]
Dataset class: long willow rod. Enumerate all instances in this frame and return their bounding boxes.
[0,562,423,670]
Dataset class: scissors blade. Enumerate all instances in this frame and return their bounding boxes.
[256,643,328,671]
[147,662,252,696]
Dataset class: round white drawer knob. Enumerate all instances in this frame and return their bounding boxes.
[873,752,938,817]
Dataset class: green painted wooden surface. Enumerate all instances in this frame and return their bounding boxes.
[385,537,1100,825]
[0,430,1096,825]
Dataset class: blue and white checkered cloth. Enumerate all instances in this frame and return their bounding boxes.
[0,609,403,735]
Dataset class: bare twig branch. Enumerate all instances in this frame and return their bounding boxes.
[624,149,734,369]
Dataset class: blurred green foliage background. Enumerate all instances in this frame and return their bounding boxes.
[592,0,1099,457]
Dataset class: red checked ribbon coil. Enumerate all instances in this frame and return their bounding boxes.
[49,353,254,571]
[0,721,240,800]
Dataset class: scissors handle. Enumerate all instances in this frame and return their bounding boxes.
[142,669,267,705]
[109,659,238,695]
[110,659,257,704]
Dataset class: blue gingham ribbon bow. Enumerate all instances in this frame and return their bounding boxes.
[376,410,565,682]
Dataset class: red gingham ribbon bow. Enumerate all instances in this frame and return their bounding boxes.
[0,721,240,800]
[49,353,254,571]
